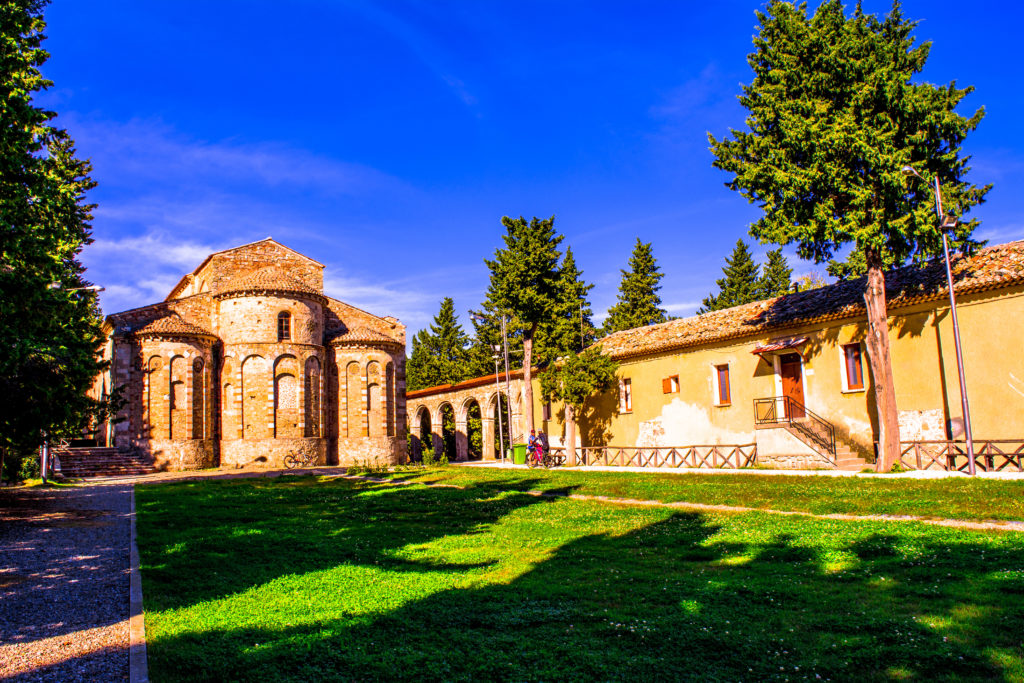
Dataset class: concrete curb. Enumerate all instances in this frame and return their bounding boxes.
[129,485,149,683]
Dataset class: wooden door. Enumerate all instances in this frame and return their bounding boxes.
[779,353,805,418]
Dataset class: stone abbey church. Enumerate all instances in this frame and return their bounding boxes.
[94,239,407,470]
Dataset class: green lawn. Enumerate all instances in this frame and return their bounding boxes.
[136,472,1024,682]
[371,466,1024,522]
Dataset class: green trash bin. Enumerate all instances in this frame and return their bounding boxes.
[512,443,527,464]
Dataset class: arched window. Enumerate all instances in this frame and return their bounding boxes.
[277,312,291,341]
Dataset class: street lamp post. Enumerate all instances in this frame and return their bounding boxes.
[902,165,976,475]
[491,352,505,463]
[471,312,516,462]
[498,315,515,450]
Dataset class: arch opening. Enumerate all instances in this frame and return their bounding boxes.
[464,398,482,461]
[439,403,456,462]
[490,393,512,459]
[414,408,431,463]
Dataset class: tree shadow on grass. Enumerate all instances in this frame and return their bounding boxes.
[134,475,566,612]
[137,481,1024,682]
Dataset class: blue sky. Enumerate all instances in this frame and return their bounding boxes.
[39,1,1024,339]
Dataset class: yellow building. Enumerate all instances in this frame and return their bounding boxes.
[408,240,1024,470]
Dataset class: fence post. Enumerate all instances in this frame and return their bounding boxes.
[914,442,922,470]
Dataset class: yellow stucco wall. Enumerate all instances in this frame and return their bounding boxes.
[529,285,1024,454]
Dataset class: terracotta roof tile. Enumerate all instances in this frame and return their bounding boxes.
[131,315,215,339]
[599,240,1024,360]
[330,326,402,347]
[217,266,323,300]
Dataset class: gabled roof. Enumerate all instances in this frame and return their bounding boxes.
[166,238,324,300]
[599,240,1024,361]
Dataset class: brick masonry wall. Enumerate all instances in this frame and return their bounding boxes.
[221,437,326,469]
[183,240,325,297]
[216,295,323,345]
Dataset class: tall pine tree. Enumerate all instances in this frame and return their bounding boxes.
[602,238,668,334]
[709,0,990,469]
[538,247,616,462]
[537,247,596,363]
[405,297,472,391]
[483,216,564,437]
[698,239,761,313]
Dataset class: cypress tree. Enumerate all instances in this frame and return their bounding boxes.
[698,239,761,313]
[537,247,596,363]
[483,216,564,436]
[757,248,793,299]
[405,297,472,391]
[602,238,668,334]
[709,0,990,469]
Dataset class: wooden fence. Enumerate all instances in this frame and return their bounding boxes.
[898,440,1024,472]
[548,444,757,469]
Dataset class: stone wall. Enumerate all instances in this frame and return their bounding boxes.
[216,294,323,345]
[145,439,216,471]
[221,437,326,469]
[173,239,325,297]
[754,427,835,469]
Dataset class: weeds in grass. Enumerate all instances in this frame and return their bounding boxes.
[136,476,1024,682]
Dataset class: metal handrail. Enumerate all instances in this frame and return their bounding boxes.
[753,396,836,460]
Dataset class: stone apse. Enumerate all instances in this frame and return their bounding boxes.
[97,238,408,470]
[406,372,526,462]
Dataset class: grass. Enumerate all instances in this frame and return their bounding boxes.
[136,473,1024,682]
[368,466,1024,522]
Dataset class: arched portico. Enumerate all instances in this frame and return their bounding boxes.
[406,371,526,463]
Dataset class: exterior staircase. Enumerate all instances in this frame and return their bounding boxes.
[54,447,158,478]
[755,397,872,471]
[782,425,871,471]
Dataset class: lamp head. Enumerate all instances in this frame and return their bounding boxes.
[902,165,923,179]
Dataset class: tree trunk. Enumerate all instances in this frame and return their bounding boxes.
[863,249,901,472]
[565,403,577,464]
[522,323,536,439]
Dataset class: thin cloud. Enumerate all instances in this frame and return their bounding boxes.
[323,273,439,328]
[344,3,481,112]
[68,117,413,197]
[976,223,1024,244]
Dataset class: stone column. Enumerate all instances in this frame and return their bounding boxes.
[455,417,468,462]
[482,416,495,460]
[409,431,421,462]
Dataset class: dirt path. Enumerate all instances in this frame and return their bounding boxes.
[0,484,133,682]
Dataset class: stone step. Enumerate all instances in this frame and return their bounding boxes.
[54,447,157,478]
[836,457,871,471]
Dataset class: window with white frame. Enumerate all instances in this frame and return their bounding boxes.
[712,363,731,406]
[618,378,632,413]
[841,342,865,392]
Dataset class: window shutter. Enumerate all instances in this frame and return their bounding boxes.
[662,377,671,394]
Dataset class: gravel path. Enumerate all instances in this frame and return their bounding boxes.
[0,483,132,682]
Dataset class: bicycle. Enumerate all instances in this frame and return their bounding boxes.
[526,448,562,469]
[283,450,318,469]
